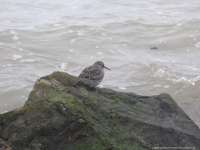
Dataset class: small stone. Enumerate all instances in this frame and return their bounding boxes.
[151,47,158,50]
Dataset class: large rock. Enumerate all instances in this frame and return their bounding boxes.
[0,71,199,150]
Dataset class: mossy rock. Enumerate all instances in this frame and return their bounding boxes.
[0,71,200,150]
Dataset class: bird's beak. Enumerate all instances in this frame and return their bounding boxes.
[104,66,111,71]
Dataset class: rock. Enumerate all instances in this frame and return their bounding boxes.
[150,47,158,50]
[0,138,13,150]
[0,71,200,150]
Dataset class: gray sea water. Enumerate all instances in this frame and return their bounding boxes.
[0,0,200,128]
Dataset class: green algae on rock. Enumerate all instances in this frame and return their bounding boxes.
[0,71,200,150]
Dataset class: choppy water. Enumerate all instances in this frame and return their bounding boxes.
[0,0,200,127]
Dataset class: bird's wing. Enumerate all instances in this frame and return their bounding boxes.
[78,66,103,80]
[78,67,90,79]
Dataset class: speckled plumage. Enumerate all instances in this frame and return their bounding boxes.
[78,61,110,87]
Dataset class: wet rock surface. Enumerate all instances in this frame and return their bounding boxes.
[0,71,200,150]
[0,138,13,150]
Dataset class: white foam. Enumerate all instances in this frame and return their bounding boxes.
[13,35,19,40]
[119,87,126,90]
[0,43,3,45]
[69,49,73,51]
[7,64,12,66]
[97,52,102,55]
[195,41,200,48]
[102,33,106,36]
[69,30,74,33]
[60,63,68,69]
[176,23,182,26]
[157,12,163,14]
[13,55,22,59]
[109,50,116,53]
[170,77,195,85]
[26,26,34,29]
[160,38,163,43]
[154,69,165,77]
[196,76,200,79]
[131,82,139,86]
[96,46,99,48]
[54,24,60,26]
[70,39,75,43]
[90,56,95,59]
[17,42,21,45]
[154,85,162,87]
[18,48,23,51]
[20,59,35,63]
[77,32,83,35]
[164,85,170,88]
[10,30,17,34]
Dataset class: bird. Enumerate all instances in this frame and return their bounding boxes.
[78,61,111,87]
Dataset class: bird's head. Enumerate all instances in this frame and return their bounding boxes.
[94,61,111,71]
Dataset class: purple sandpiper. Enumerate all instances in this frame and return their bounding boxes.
[78,61,111,87]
